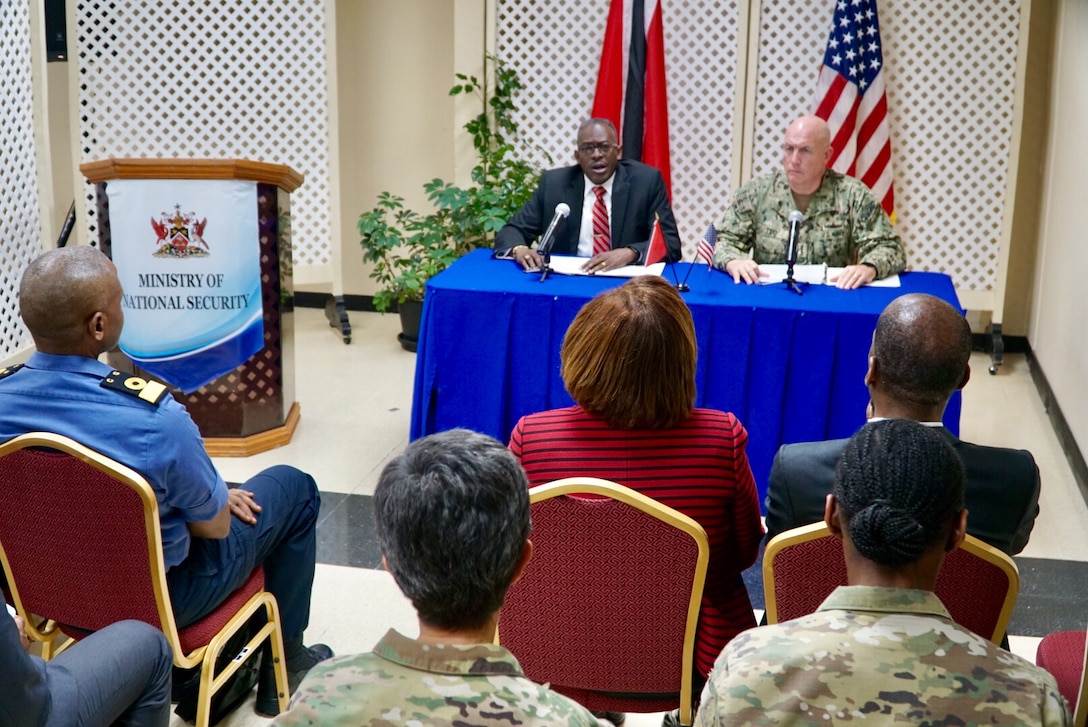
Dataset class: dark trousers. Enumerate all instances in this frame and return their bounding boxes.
[46,620,174,727]
[166,465,320,642]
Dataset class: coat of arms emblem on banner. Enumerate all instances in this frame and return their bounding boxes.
[150,204,210,258]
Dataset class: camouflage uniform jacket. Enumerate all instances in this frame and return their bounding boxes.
[270,629,610,726]
[694,586,1070,727]
[713,170,906,279]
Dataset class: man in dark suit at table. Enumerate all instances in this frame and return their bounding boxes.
[495,118,681,274]
[764,293,1040,557]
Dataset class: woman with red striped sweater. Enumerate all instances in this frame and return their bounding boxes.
[509,275,764,700]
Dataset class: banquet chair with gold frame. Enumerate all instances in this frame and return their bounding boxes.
[1036,625,1088,727]
[499,477,709,726]
[763,521,1019,644]
[0,432,288,727]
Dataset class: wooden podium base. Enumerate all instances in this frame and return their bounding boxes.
[204,402,301,457]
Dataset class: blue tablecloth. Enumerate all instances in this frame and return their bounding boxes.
[410,249,962,505]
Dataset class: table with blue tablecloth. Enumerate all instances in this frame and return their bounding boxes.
[410,249,961,505]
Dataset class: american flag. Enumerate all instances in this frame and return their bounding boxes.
[696,223,717,267]
[812,0,894,218]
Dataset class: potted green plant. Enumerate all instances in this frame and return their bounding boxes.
[358,55,550,351]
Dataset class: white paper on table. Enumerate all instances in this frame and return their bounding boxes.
[756,264,828,285]
[531,255,666,278]
[826,268,902,287]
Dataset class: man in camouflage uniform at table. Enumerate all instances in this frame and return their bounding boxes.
[694,420,1069,727]
[713,115,905,289]
[271,429,608,727]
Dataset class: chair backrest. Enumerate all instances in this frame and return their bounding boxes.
[0,432,182,645]
[1076,628,1088,727]
[500,478,708,719]
[1036,626,1088,727]
[764,522,1019,644]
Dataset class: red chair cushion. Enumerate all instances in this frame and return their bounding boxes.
[177,567,265,654]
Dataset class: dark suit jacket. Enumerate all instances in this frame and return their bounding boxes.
[764,428,1041,556]
[494,159,681,263]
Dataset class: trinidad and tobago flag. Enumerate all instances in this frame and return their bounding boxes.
[591,0,672,199]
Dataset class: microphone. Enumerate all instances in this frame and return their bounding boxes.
[537,203,571,282]
[785,210,803,266]
[537,203,571,257]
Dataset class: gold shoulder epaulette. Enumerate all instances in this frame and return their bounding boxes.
[100,370,169,405]
[0,364,23,380]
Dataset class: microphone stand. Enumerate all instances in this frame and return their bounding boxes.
[782,210,806,296]
[782,261,806,296]
[538,230,558,282]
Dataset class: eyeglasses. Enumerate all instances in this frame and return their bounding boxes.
[576,143,617,155]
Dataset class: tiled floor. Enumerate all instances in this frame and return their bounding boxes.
[190,306,1087,727]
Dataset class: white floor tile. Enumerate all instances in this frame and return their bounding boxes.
[961,352,1088,561]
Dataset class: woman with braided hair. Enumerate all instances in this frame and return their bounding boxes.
[833,418,966,575]
[694,419,1070,727]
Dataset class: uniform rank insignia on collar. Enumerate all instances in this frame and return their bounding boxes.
[0,364,24,380]
[100,370,169,405]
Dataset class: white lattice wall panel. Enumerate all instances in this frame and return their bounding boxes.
[0,2,43,357]
[76,0,332,268]
[497,0,741,258]
[751,0,1022,292]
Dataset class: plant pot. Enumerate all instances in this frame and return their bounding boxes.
[397,299,424,352]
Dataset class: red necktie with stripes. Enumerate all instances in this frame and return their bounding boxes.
[592,186,610,256]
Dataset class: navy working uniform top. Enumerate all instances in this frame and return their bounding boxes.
[0,351,227,567]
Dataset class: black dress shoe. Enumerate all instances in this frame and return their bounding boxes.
[254,643,334,717]
[591,711,626,726]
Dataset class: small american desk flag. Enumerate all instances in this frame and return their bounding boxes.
[813,0,894,218]
[696,223,717,267]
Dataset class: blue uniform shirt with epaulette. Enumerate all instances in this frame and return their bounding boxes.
[0,352,228,567]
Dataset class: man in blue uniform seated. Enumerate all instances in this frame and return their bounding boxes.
[495,117,681,274]
[0,247,331,717]
[272,429,610,726]
[2,606,173,727]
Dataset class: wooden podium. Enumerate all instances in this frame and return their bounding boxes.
[81,158,302,456]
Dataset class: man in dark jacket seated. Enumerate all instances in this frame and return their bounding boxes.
[1,608,172,727]
[765,293,1040,556]
[495,118,680,273]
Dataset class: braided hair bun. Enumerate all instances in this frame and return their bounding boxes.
[834,420,965,567]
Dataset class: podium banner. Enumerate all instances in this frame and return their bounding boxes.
[105,178,263,392]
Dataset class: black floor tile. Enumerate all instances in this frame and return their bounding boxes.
[316,492,382,569]
[1010,557,1088,637]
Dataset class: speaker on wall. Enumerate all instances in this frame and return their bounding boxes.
[45,0,67,62]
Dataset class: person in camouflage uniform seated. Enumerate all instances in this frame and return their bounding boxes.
[694,419,1070,727]
[271,429,609,727]
[713,115,905,289]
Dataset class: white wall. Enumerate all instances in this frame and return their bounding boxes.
[334,0,466,297]
[1029,0,1088,452]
